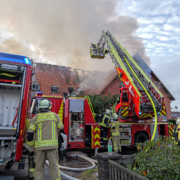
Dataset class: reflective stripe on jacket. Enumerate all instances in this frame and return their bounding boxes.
[96,113,111,128]
[172,125,179,145]
[27,111,64,150]
[111,120,120,136]
[116,95,120,104]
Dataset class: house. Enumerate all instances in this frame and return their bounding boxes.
[32,53,175,120]
[171,109,180,119]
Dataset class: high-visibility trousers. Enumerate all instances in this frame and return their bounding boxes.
[28,152,35,179]
[34,149,60,180]
[112,136,121,153]
[101,126,108,146]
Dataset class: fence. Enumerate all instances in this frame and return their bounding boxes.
[109,160,148,180]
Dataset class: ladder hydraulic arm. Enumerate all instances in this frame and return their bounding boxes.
[90,30,164,140]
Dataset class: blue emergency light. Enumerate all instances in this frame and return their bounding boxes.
[37,91,43,96]
[0,52,31,65]
[139,112,142,115]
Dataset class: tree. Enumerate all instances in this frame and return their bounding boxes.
[88,94,119,114]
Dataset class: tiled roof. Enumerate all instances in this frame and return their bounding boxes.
[32,63,80,95]
[133,53,175,101]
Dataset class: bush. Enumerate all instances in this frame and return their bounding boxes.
[127,136,180,180]
[88,93,119,114]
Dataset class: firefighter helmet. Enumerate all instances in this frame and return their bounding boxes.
[113,113,118,119]
[176,118,180,125]
[39,99,50,109]
[105,109,111,115]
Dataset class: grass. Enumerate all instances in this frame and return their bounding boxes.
[78,168,98,180]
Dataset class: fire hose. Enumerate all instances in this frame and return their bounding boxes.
[24,144,97,180]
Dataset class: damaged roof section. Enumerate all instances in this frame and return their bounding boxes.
[32,63,83,95]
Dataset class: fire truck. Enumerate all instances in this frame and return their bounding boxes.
[31,50,172,152]
[30,92,100,150]
[90,30,171,145]
[0,53,32,168]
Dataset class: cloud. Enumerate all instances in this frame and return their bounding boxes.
[117,0,180,108]
[163,24,174,30]
[0,0,150,71]
[152,55,180,107]
[167,16,180,23]
[139,33,154,39]
[138,16,166,24]
[156,36,170,41]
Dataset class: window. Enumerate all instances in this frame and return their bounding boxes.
[32,83,40,91]
[51,86,59,93]
[172,113,179,117]
[162,115,167,121]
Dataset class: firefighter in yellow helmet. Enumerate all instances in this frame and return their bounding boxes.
[110,113,121,153]
[172,117,180,145]
[27,99,64,180]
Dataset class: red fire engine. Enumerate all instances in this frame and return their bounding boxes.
[90,30,171,144]
[30,92,101,150]
[0,53,32,168]
[30,92,170,150]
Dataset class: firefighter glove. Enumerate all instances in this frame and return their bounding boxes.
[27,132,34,142]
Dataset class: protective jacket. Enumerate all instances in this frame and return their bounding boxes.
[96,113,111,128]
[116,95,120,104]
[172,124,180,145]
[111,120,120,136]
[27,111,64,150]
[172,125,177,144]
[111,119,121,153]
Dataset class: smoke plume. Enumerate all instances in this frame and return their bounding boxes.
[0,0,150,72]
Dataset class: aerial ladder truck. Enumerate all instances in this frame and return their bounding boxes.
[90,30,168,141]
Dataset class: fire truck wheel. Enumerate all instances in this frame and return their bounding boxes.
[134,132,148,144]
[118,107,128,120]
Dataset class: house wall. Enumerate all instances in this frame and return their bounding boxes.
[151,77,172,120]
[101,77,120,96]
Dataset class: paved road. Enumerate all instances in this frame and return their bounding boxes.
[0,147,137,179]
[0,155,86,180]
[0,159,81,180]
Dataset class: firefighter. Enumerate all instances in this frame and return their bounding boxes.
[110,113,121,153]
[27,99,64,180]
[115,90,121,105]
[95,109,111,147]
[25,119,35,180]
[172,117,180,145]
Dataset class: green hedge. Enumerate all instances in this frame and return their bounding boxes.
[128,136,180,180]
